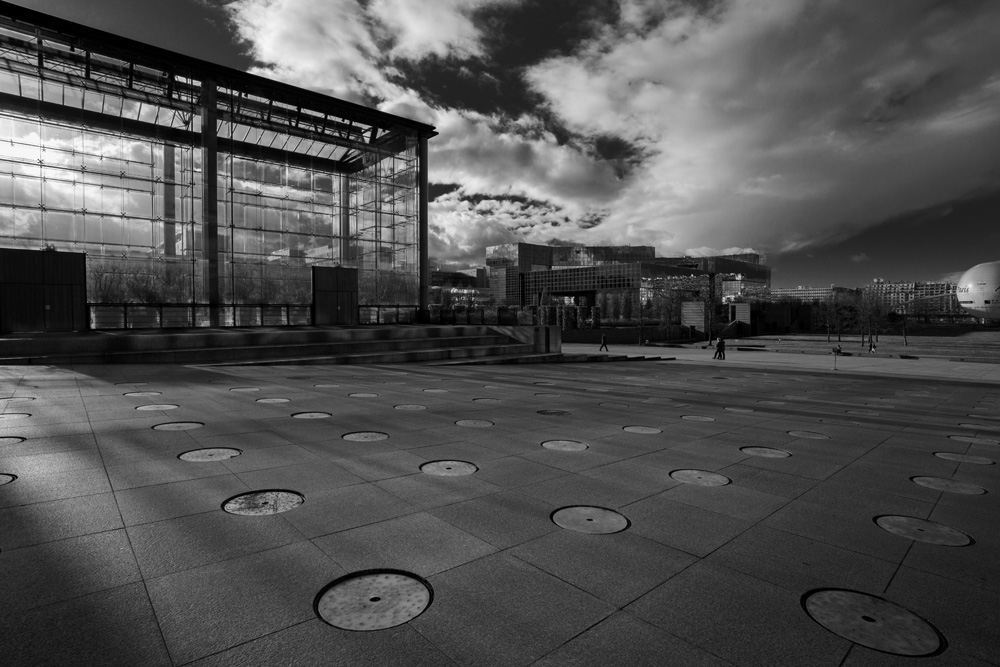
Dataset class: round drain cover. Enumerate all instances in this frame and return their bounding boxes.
[552,506,629,534]
[0,473,16,485]
[124,391,161,397]
[152,421,203,431]
[741,446,791,458]
[135,404,178,411]
[0,437,25,445]
[623,426,661,434]
[911,477,986,495]
[542,440,588,451]
[473,398,501,404]
[179,448,242,462]
[601,402,630,408]
[948,434,999,445]
[420,460,478,476]
[256,398,290,403]
[788,430,829,440]
[0,397,33,403]
[537,409,571,416]
[223,490,304,515]
[456,419,493,427]
[847,409,878,416]
[0,413,31,421]
[292,412,331,419]
[875,515,972,546]
[934,452,993,465]
[670,469,730,486]
[423,388,448,393]
[314,384,340,388]
[802,588,945,657]
[229,387,260,392]
[349,393,379,398]
[315,570,432,631]
[959,423,991,429]
[343,432,389,442]
[534,381,555,386]
[682,415,715,422]
[725,407,755,413]
[394,404,427,410]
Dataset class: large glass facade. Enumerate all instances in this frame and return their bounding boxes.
[0,6,433,325]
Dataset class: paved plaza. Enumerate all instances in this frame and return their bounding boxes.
[1,346,998,666]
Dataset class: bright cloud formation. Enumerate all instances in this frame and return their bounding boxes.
[224,0,1000,269]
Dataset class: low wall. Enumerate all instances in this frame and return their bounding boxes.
[562,326,695,345]
[489,325,561,353]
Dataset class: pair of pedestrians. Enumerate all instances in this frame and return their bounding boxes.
[713,338,726,360]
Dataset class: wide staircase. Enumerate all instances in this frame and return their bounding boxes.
[0,325,560,366]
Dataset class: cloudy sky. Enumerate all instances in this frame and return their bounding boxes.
[16,0,1000,287]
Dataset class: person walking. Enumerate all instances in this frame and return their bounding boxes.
[599,334,609,352]
[715,337,726,360]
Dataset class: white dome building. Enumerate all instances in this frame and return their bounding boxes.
[956,261,1000,319]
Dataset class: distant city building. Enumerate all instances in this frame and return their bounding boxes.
[866,278,959,316]
[769,285,857,302]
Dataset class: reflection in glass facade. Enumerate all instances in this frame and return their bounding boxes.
[0,5,434,324]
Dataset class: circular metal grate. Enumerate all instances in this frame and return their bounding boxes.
[124,391,161,397]
[349,393,379,398]
[874,515,972,546]
[802,588,945,657]
[934,452,993,465]
[670,469,730,486]
[342,432,389,442]
[456,419,493,427]
[292,412,331,419]
[229,387,260,392]
[741,446,791,458]
[911,476,986,495]
[542,440,588,451]
[682,415,715,422]
[0,413,31,421]
[537,409,571,416]
[314,384,340,388]
[551,506,629,534]
[135,404,178,411]
[394,404,427,410]
[473,398,501,404]
[0,437,25,445]
[420,460,478,476]
[948,434,999,445]
[623,426,661,434]
[0,473,16,485]
[152,421,203,431]
[315,570,432,631]
[256,398,290,404]
[423,388,448,393]
[179,448,242,462]
[222,490,304,515]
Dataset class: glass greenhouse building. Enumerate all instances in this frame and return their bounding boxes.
[0,3,435,328]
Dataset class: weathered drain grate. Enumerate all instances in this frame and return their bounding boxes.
[456,419,494,427]
[0,437,25,445]
[420,460,478,476]
[537,409,571,416]
[473,398,501,404]
[534,381,556,386]
[802,588,945,657]
[135,404,178,411]
[394,404,427,410]
[423,388,448,393]
[0,473,16,485]
[542,440,588,451]
[315,570,432,631]
[741,446,791,458]
[152,421,203,431]
[788,430,829,440]
[670,469,730,486]
[682,415,715,422]
[874,515,972,546]
[229,387,260,392]
[256,398,290,403]
[222,490,304,515]
[343,432,389,442]
[934,452,994,465]
[552,506,629,534]
[623,426,661,434]
[292,412,331,419]
[534,393,560,398]
[179,448,242,462]
[314,384,340,388]
[911,476,986,495]
[123,391,161,397]
[349,393,379,398]
[948,434,999,445]
[0,413,31,421]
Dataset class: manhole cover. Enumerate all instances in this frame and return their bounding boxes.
[537,409,571,416]
[123,391,161,397]
[0,437,25,444]
[315,570,432,631]
[788,430,829,439]
[725,407,755,413]
[420,460,478,476]
[0,397,33,403]
[423,388,448,393]
[152,421,203,431]
[229,387,260,392]
[0,413,31,421]
[473,398,501,404]
[394,404,427,410]
[934,452,994,465]
[314,384,340,388]
[623,426,661,434]
[741,446,791,458]
[542,440,588,451]
[847,409,878,416]
[222,490,304,515]
[0,473,16,485]
[343,432,389,442]
[456,419,493,427]
[682,415,715,422]
[911,477,986,495]
[802,589,945,656]
[959,423,993,429]
[349,393,379,398]
[670,469,730,486]
[256,398,290,403]
[948,434,999,445]
[135,404,179,411]
[292,412,331,419]
[551,506,629,534]
[483,385,501,389]
[179,448,242,462]
[874,515,972,546]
